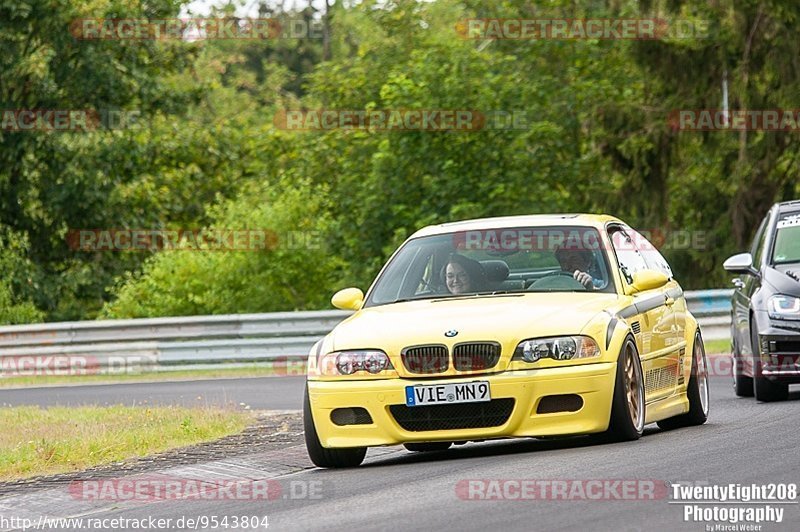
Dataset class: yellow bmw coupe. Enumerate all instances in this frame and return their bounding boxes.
[304,214,709,467]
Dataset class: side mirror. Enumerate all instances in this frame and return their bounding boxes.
[331,287,364,311]
[723,253,758,277]
[625,269,669,295]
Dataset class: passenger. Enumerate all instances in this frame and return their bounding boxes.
[443,254,486,295]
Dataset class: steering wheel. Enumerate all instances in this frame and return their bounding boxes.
[528,271,587,291]
[545,271,580,279]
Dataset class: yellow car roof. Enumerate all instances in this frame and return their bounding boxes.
[410,213,622,238]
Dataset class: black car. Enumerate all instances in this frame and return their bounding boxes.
[724,199,800,401]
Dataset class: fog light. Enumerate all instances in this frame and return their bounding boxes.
[331,407,373,426]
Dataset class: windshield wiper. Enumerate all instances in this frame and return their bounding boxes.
[432,290,527,301]
[391,290,527,305]
[390,295,442,304]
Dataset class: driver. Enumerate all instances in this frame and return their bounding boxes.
[554,245,601,290]
[442,254,486,295]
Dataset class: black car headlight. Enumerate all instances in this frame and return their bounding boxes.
[512,335,600,363]
[768,295,800,320]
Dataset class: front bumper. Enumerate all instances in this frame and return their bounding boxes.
[307,362,616,448]
[755,321,800,383]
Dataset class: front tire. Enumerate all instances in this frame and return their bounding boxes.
[732,337,754,397]
[605,336,645,441]
[751,327,788,402]
[657,331,709,430]
[303,386,366,468]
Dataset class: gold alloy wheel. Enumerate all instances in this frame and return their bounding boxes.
[624,343,643,430]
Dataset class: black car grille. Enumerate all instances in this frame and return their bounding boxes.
[401,345,449,374]
[389,398,515,431]
[453,342,501,371]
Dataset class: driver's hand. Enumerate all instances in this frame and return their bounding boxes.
[573,270,593,289]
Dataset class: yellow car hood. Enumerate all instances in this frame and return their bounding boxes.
[330,292,622,374]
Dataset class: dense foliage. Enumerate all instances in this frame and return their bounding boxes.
[0,0,798,322]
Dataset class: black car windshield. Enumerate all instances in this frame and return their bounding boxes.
[772,215,800,265]
[364,226,615,307]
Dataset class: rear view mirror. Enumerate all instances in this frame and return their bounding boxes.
[723,253,758,277]
[331,287,364,311]
[625,270,669,295]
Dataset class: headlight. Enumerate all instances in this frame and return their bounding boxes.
[768,295,800,320]
[513,336,600,363]
[322,350,393,375]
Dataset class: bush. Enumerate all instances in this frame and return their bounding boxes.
[101,179,343,318]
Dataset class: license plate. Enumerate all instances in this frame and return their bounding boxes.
[405,381,491,407]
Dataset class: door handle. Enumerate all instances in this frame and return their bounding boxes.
[665,295,675,307]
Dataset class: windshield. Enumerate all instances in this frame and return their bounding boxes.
[772,216,800,265]
[364,226,615,307]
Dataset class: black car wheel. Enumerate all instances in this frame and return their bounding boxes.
[732,337,754,397]
[657,331,709,430]
[303,386,367,468]
[751,325,789,402]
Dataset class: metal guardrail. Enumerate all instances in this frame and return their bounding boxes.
[0,290,733,374]
[684,289,733,341]
[0,311,351,374]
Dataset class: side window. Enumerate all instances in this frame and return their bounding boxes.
[629,229,673,279]
[609,228,648,284]
[751,215,769,268]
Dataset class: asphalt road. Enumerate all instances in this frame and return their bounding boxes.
[0,376,306,410]
[3,377,799,531]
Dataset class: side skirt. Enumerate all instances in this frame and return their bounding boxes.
[644,394,689,425]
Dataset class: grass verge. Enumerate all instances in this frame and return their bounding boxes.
[0,362,305,389]
[0,405,252,481]
[704,338,730,355]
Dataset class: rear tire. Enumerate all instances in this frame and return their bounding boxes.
[404,442,452,452]
[604,336,645,441]
[751,327,788,402]
[657,331,709,430]
[732,337,754,397]
[303,386,367,468]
